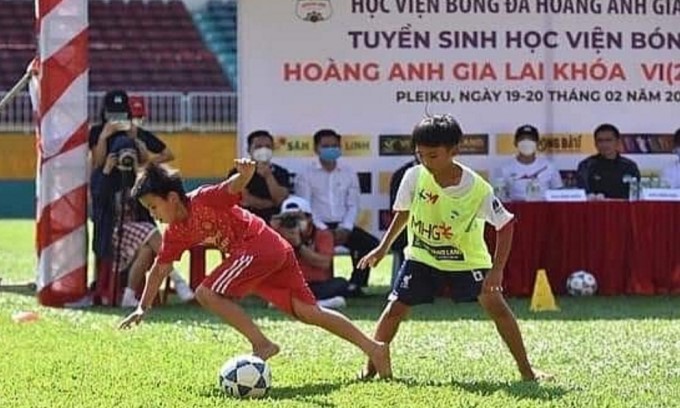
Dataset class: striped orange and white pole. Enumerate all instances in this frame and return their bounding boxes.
[34,0,89,306]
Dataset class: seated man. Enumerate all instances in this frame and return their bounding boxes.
[271,196,349,310]
[577,123,641,199]
[295,129,379,295]
[500,124,563,201]
[660,129,680,188]
[228,130,292,223]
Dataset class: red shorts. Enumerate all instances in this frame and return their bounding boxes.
[200,232,316,315]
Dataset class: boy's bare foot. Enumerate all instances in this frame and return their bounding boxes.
[369,342,392,379]
[522,368,554,381]
[252,342,280,361]
[357,360,377,381]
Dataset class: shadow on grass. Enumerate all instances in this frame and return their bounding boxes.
[394,377,569,401]
[199,380,349,407]
[10,282,679,323]
[0,283,35,297]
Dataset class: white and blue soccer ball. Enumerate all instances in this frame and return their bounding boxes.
[218,355,272,398]
[566,270,598,296]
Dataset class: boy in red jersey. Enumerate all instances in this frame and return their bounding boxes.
[119,159,391,378]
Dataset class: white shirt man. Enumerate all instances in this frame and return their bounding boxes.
[501,156,564,201]
[500,124,563,201]
[295,159,360,230]
[295,128,377,293]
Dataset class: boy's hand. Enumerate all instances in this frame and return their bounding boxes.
[482,269,504,294]
[234,158,256,179]
[357,246,387,269]
[118,308,146,329]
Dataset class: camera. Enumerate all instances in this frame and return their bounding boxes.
[117,148,137,172]
[274,213,302,229]
[109,134,138,173]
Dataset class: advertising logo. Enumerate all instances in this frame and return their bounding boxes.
[273,136,315,157]
[342,135,372,157]
[496,133,597,155]
[296,0,333,23]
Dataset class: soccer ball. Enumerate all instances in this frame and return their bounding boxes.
[566,270,598,296]
[218,355,272,398]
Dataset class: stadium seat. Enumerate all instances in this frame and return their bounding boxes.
[0,0,232,92]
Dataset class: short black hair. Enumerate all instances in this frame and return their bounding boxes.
[674,128,680,147]
[412,114,463,148]
[514,124,539,142]
[313,129,341,146]
[131,163,187,202]
[246,130,273,149]
[593,123,620,139]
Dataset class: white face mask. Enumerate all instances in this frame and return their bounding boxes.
[251,147,273,162]
[517,140,537,156]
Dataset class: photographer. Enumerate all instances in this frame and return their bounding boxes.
[95,137,194,307]
[272,196,349,310]
[88,90,179,305]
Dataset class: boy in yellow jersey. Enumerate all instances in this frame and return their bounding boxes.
[358,114,549,381]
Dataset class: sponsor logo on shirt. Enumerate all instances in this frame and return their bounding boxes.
[410,218,452,241]
[418,189,439,204]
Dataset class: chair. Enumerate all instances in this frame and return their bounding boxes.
[187,245,228,289]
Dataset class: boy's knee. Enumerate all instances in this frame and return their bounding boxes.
[385,300,410,320]
[478,293,510,316]
[293,302,321,324]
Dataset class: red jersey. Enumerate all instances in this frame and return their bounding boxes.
[156,184,269,264]
[299,228,335,283]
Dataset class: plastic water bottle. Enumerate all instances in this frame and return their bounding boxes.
[493,179,509,202]
[628,177,639,201]
[525,178,542,201]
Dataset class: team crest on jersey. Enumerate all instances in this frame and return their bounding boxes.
[296,0,333,23]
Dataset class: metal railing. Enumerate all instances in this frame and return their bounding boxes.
[0,91,238,133]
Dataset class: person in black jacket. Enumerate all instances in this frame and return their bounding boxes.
[577,123,640,199]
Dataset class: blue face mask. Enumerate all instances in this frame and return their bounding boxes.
[319,146,342,161]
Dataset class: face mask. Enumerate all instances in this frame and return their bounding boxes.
[319,146,342,161]
[298,219,309,231]
[517,140,537,156]
[251,147,273,162]
[131,118,144,128]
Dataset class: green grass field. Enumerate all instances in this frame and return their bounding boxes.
[1,220,679,407]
